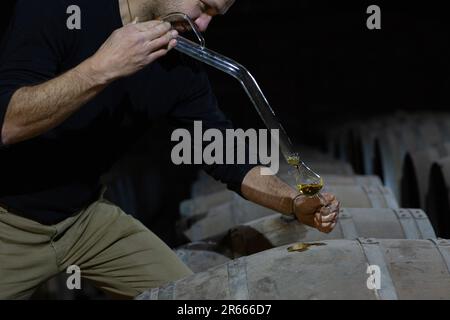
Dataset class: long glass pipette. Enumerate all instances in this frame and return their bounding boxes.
[162,13,324,196]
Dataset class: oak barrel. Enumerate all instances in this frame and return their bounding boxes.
[175,249,230,274]
[137,239,450,300]
[401,143,450,209]
[220,208,436,258]
[373,117,450,200]
[427,156,450,238]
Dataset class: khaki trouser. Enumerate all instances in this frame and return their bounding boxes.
[0,198,193,300]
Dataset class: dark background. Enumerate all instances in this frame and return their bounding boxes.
[203,0,450,143]
[1,0,450,245]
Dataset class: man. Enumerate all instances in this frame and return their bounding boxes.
[0,0,339,299]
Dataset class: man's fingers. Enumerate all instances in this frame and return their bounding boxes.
[145,30,178,52]
[321,222,337,234]
[308,195,323,209]
[315,212,337,223]
[314,217,336,233]
[146,48,170,63]
[319,200,340,215]
[294,194,322,212]
[331,199,340,210]
[136,20,168,31]
[320,193,336,204]
[140,22,173,39]
[168,38,178,50]
[146,39,178,59]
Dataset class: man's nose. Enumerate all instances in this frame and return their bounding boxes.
[195,14,213,32]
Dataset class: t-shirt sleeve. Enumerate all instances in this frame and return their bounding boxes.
[168,64,259,196]
[0,0,66,147]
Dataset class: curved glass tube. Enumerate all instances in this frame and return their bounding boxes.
[162,13,323,196]
[162,12,206,49]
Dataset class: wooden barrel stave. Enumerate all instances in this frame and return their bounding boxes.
[175,249,230,274]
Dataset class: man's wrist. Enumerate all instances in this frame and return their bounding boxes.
[74,58,111,87]
[290,193,304,217]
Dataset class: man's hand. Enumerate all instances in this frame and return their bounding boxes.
[85,21,178,84]
[293,193,340,234]
[241,166,340,234]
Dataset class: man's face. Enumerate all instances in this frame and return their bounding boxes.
[156,0,235,32]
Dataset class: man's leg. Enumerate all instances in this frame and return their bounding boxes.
[54,200,193,299]
[0,207,59,300]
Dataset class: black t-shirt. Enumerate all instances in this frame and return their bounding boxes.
[0,0,256,225]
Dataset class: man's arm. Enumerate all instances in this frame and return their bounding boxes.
[2,61,105,145]
[1,21,177,145]
[242,166,340,233]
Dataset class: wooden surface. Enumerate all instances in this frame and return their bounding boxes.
[138,239,450,300]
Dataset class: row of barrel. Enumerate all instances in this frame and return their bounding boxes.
[138,144,450,300]
[329,111,450,238]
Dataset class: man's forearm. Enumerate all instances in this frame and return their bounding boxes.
[1,20,178,146]
[1,58,108,145]
[241,166,298,215]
